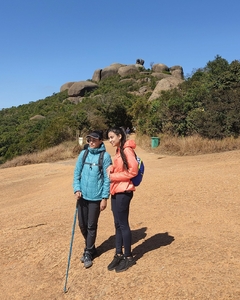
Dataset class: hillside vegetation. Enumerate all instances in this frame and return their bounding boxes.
[1,55,240,165]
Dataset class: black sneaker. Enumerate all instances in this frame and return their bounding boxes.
[80,253,85,263]
[80,246,87,263]
[115,256,136,273]
[81,247,97,263]
[107,254,123,271]
[84,252,93,268]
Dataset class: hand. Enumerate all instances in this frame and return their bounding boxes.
[75,191,81,200]
[100,199,107,211]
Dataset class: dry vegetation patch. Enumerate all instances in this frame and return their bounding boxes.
[0,143,79,169]
[136,134,240,156]
[2,134,240,169]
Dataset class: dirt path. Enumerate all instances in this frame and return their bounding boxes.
[1,139,240,300]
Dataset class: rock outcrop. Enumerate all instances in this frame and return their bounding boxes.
[60,59,185,103]
[68,81,98,97]
[169,65,184,80]
[60,82,75,92]
[92,69,102,82]
[152,63,169,73]
[118,65,139,77]
[148,76,184,101]
[101,64,123,80]
[59,81,98,104]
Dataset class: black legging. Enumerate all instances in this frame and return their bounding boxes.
[111,192,133,257]
[77,198,101,254]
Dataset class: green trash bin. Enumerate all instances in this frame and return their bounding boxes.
[151,137,160,148]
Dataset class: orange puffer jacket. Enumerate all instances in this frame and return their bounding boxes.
[109,140,138,195]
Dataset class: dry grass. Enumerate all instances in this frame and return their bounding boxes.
[136,134,240,156]
[2,135,240,169]
[0,142,82,169]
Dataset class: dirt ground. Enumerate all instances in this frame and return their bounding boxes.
[1,138,240,300]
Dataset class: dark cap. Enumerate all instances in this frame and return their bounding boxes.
[86,130,103,140]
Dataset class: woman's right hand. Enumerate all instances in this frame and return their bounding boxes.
[74,191,81,199]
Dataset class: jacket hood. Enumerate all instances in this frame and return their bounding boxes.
[88,142,106,154]
[123,139,136,150]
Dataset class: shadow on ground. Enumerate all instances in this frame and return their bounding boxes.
[97,228,174,262]
[97,227,148,256]
[133,232,175,261]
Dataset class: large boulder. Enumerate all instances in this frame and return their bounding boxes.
[170,65,184,79]
[118,65,139,77]
[92,69,102,82]
[92,63,125,81]
[152,63,169,73]
[60,82,75,92]
[68,81,98,97]
[101,65,123,80]
[148,76,184,101]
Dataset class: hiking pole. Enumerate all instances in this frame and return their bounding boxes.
[63,200,78,293]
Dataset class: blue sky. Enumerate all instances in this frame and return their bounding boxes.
[0,0,240,109]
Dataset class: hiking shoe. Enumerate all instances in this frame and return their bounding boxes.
[107,254,123,271]
[115,256,136,273]
[81,248,97,264]
[80,249,86,263]
[80,253,85,263]
[84,252,93,268]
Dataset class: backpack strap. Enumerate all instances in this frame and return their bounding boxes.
[79,149,89,177]
[98,150,105,178]
[82,149,89,164]
[80,149,105,179]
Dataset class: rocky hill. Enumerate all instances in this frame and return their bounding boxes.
[60,59,184,104]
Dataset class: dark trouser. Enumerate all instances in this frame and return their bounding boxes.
[111,192,133,257]
[77,197,101,255]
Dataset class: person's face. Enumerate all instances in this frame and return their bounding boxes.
[87,137,102,148]
[108,131,121,147]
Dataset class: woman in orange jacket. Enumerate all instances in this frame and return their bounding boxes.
[106,127,138,272]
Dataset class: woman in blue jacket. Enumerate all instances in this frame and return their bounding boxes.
[73,130,112,268]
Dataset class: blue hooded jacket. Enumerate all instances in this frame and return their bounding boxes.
[73,143,112,200]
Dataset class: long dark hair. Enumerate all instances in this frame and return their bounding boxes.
[108,127,128,169]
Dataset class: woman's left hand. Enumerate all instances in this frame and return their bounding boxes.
[100,199,107,211]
